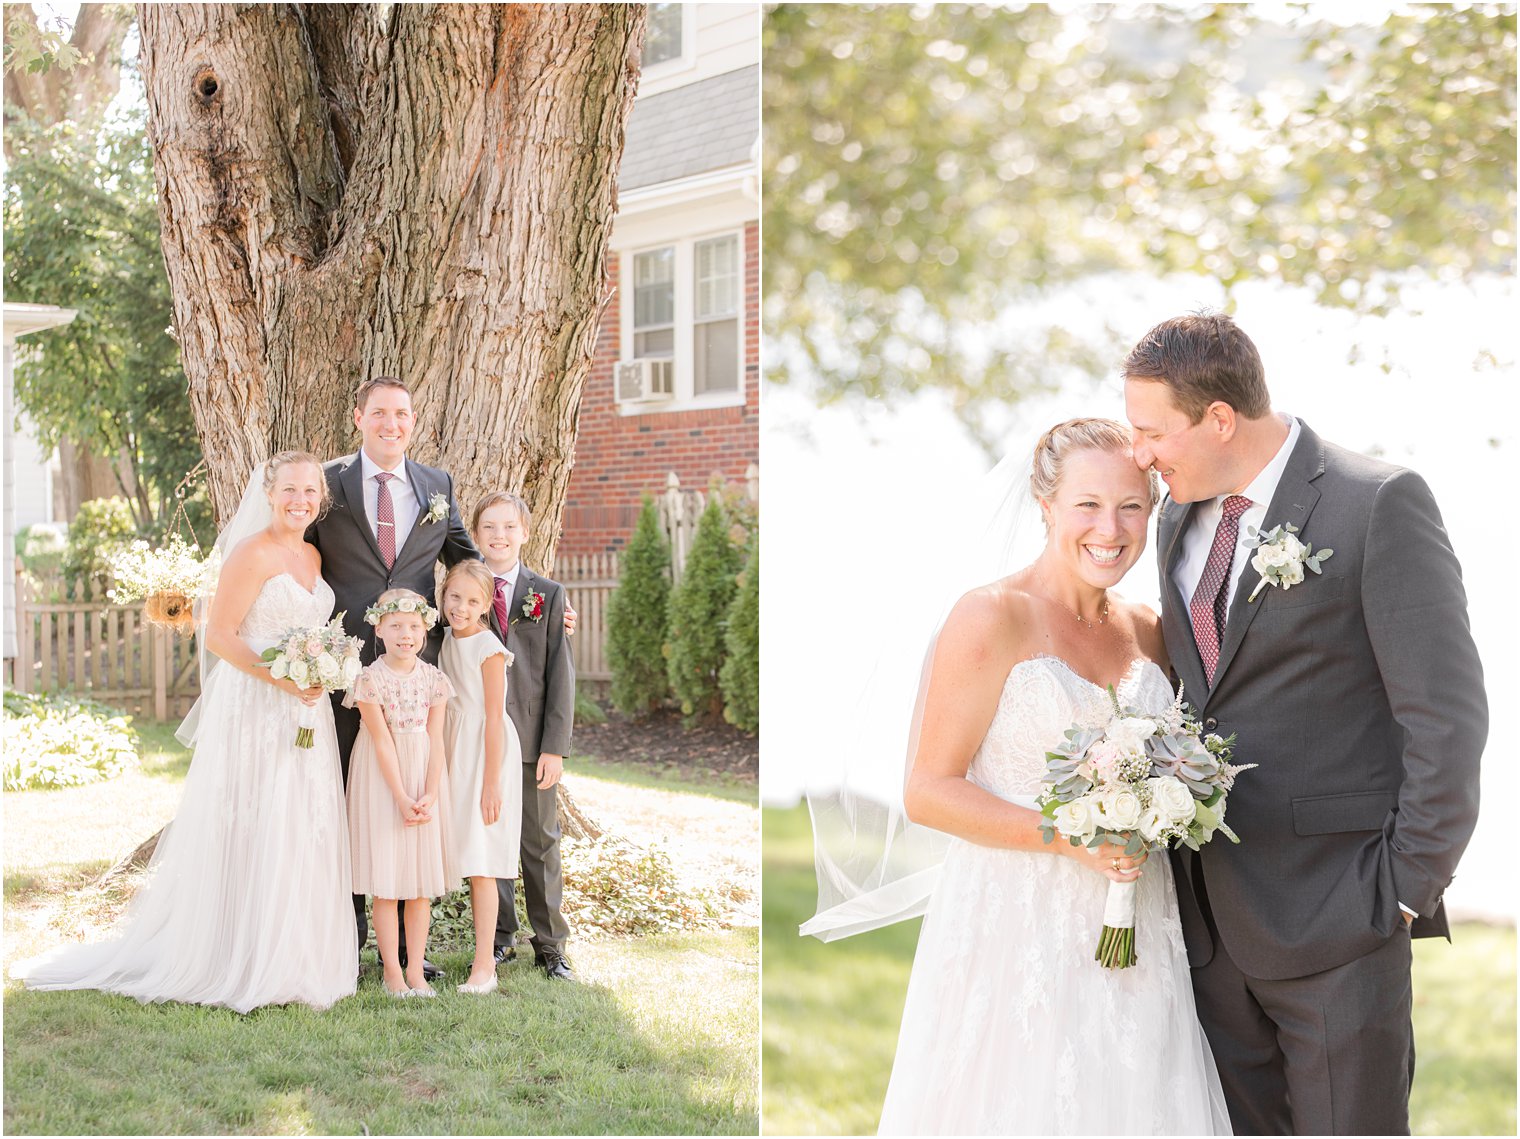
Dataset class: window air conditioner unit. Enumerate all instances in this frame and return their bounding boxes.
[616,358,674,402]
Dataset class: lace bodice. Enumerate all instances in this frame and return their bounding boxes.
[237,573,337,646]
[968,656,1175,802]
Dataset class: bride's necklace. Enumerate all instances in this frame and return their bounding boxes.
[1038,577,1110,630]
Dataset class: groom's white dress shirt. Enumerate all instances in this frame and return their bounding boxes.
[360,449,420,546]
[1171,413,1417,921]
[1173,414,1300,619]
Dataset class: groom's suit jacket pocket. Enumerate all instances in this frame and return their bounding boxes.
[1259,573,1348,612]
[1292,789,1397,835]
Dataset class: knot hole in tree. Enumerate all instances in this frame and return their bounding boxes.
[193,67,221,109]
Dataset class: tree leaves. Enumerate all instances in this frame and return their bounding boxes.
[764,4,1516,431]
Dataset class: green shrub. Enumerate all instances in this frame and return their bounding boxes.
[64,497,137,600]
[720,536,759,733]
[15,524,68,601]
[607,495,673,716]
[2,691,139,790]
[574,683,609,726]
[665,493,742,724]
[422,884,528,954]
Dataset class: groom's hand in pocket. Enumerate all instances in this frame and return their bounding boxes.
[536,754,563,790]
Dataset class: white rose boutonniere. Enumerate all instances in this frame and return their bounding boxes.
[423,492,449,525]
[1244,522,1332,602]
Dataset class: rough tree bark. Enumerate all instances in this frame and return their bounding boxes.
[139,3,645,571]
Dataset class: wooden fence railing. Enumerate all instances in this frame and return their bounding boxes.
[9,554,622,719]
[10,566,202,720]
[559,551,619,685]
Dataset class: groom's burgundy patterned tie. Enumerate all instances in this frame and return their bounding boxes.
[375,472,397,568]
[1190,495,1251,686]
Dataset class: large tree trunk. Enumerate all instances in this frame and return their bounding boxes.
[139,3,644,570]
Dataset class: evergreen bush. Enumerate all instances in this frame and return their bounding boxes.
[666,493,741,724]
[720,536,759,733]
[607,495,672,716]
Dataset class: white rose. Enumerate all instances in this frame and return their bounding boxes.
[1106,716,1156,757]
[1148,777,1198,825]
[1101,787,1144,830]
[1254,543,1292,570]
[316,653,340,681]
[342,656,361,684]
[1279,532,1307,561]
[1138,806,1169,843]
[270,658,289,680]
[1279,560,1305,587]
[398,598,417,613]
[1054,797,1099,842]
[289,660,310,687]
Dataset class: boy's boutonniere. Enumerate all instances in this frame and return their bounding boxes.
[1244,522,1333,602]
[515,590,545,624]
[422,492,449,525]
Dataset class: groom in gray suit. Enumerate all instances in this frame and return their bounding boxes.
[1123,313,1486,1135]
[308,375,481,961]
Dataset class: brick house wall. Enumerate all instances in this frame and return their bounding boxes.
[560,219,759,556]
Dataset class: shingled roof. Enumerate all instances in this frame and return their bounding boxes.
[620,65,758,191]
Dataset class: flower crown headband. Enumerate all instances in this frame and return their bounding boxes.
[364,596,438,629]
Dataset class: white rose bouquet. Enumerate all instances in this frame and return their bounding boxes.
[1036,684,1254,968]
[256,615,363,748]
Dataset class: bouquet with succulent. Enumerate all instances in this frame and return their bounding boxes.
[257,616,364,747]
[1036,684,1254,968]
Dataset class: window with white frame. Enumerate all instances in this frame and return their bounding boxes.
[620,229,745,412]
[642,4,686,69]
[694,234,739,394]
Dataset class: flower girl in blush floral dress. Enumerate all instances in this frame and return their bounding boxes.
[438,561,523,995]
[345,588,456,997]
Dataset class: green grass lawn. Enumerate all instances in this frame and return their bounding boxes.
[571,752,757,805]
[763,803,1517,1137]
[3,725,758,1135]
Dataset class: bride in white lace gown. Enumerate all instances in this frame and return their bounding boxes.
[14,453,357,1013]
[821,420,1229,1134]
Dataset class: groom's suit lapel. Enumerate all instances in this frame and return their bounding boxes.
[1210,420,1325,692]
[392,459,433,566]
[337,454,387,567]
[1158,497,1209,704]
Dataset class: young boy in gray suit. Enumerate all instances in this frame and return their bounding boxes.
[473,491,577,981]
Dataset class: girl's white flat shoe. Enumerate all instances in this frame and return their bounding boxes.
[457,975,498,995]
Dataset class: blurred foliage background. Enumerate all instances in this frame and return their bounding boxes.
[763,2,1516,449]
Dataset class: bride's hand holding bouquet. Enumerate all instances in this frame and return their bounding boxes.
[1036,683,1255,968]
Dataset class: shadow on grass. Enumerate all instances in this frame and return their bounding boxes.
[762,803,1516,1138]
[4,941,753,1135]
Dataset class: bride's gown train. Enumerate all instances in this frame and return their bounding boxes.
[878,657,1231,1135]
[13,573,358,1013]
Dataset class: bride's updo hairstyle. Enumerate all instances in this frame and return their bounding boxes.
[262,449,331,519]
[1029,418,1160,514]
